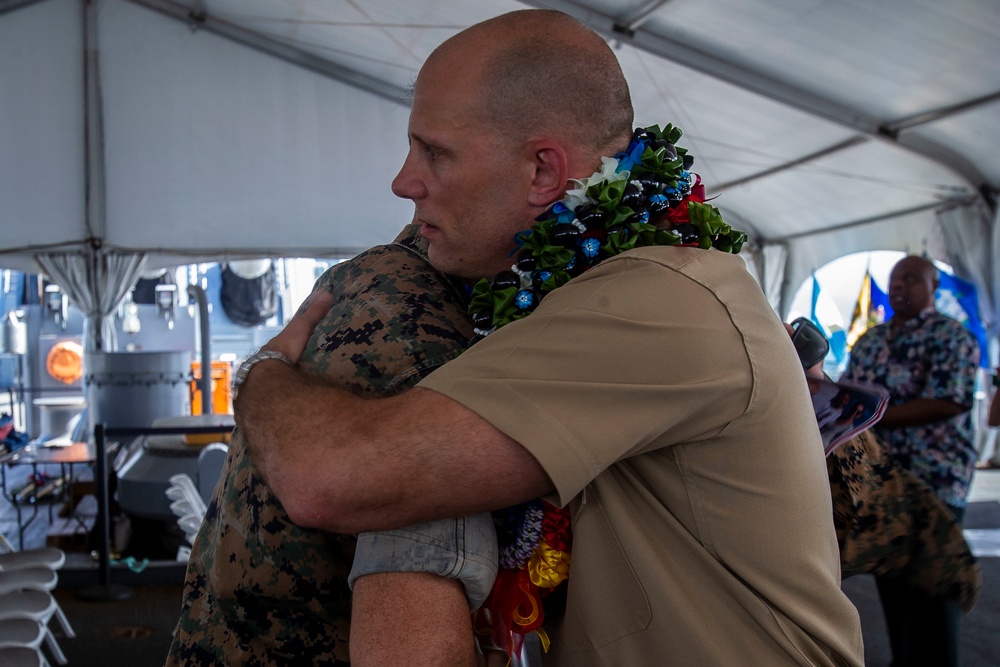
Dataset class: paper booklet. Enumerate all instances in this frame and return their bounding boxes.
[807,376,889,456]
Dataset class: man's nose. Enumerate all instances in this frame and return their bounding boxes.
[391,156,427,201]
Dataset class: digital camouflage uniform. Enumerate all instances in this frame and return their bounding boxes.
[166,225,475,665]
[828,430,980,612]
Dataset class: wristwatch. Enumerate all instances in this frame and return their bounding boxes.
[232,350,294,404]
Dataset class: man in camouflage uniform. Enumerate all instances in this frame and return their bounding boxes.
[166,225,493,665]
[829,431,979,611]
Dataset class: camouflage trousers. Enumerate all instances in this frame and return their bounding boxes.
[829,430,981,612]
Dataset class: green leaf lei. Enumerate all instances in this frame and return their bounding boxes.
[469,124,747,336]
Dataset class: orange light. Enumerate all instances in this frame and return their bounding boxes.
[46,341,84,384]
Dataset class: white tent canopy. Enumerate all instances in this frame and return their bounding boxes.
[2,0,998,347]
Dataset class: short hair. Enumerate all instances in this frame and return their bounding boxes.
[899,255,940,283]
[446,10,634,155]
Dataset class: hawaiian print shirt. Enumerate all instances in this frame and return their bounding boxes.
[842,309,979,509]
[166,226,475,665]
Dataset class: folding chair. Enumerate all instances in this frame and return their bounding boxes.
[0,536,66,573]
[0,617,60,666]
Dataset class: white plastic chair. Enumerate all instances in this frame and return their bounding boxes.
[0,550,66,573]
[197,443,228,504]
[167,474,207,518]
[169,498,198,518]
[0,536,66,573]
[0,590,76,641]
[0,645,46,667]
[166,473,209,549]
[177,515,203,545]
[0,568,59,596]
[0,617,59,666]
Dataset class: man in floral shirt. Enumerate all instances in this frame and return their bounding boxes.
[842,254,978,667]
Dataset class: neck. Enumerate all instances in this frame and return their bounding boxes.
[890,307,932,329]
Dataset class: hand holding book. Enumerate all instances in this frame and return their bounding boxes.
[785,319,888,455]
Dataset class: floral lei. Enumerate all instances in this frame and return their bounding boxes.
[470,124,746,658]
[468,123,746,337]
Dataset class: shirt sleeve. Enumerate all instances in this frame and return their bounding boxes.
[418,254,757,505]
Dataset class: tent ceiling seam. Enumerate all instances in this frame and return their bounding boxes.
[615,0,671,34]
[125,0,411,106]
[882,90,1000,135]
[0,0,49,17]
[522,0,988,210]
[710,136,869,192]
[84,0,106,244]
[771,195,978,243]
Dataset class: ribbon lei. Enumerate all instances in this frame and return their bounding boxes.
[528,539,571,589]
[479,568,545,657]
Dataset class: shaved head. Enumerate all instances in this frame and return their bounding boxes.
[393,10,635,278]
[425,10,634,160]
[888,255,939,323]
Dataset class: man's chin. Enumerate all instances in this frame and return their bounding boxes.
[426,245,463,277]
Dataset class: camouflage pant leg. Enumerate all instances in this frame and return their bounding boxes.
[829,431,981,612]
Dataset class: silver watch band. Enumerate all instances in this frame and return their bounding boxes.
[232,350,293,404]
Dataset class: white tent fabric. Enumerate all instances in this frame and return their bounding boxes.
[1,0,997,350]
[937,202,997,340]
[34,250,147,351]
[739,238,787,313]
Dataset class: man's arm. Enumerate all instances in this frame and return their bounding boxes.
[237,292,553,533]
[878,324,977,429]
[877,398,967,429]
[352,574,478,667]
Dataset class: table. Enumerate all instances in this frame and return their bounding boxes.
[1,442,95,550]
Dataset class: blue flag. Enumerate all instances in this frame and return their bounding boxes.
[809,272,827,334]
[869,275,893,324]
[828,329,848,366]
[936,272,988,368]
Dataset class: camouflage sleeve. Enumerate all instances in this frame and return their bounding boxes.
[300,233,475,397]
[300,231,498,607]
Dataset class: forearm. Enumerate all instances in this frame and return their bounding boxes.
[235,359,553,533]
[878,398,967,429]
[989,390,1000,428]
[235,358,363,526]
[351,573,478,667]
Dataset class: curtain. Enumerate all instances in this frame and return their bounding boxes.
[34,250,147,351]
[937,201,997,364]
[759,242,789,316]
[741,240,788,316]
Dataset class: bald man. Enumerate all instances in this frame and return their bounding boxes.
[843,255,979,667]
[239,10,863,665]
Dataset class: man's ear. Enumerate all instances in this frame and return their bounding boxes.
[526,141,569,208]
